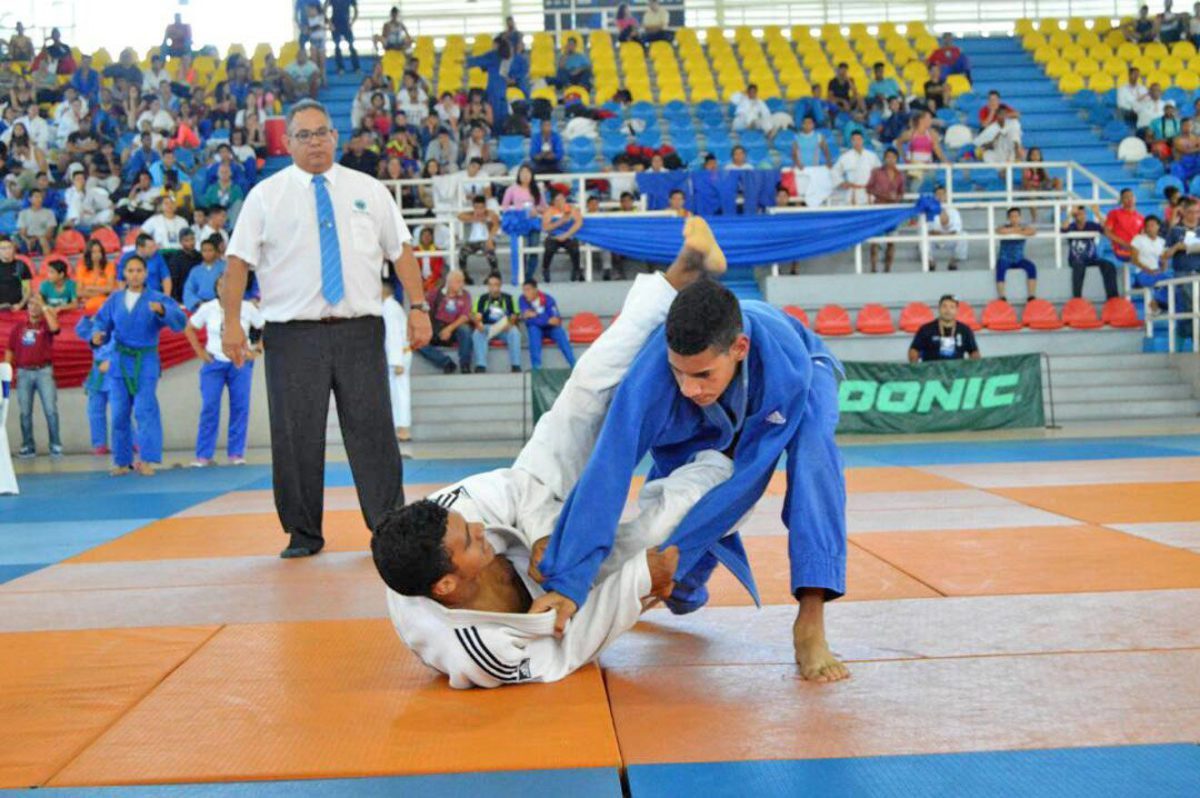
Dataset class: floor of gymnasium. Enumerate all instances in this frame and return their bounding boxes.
[2,428,1200,796]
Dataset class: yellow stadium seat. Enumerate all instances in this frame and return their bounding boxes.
[1104,29,1126,48]
[90,48,112,68]
[1067,17,1090,33]
[1032,44,1058,63]
[913,34,937,54]
[945,74,971,95]
[1116,42,1140,60]
[1177,70,1200,90]
[1074,58,1099,77]
[1089,45,1114,62]
[1145,42,1169,59]
[1132,54,1157,74]
[1038,19,1060,34]
[1088,71,1116,92]
[1173,41,1198,59]
[907,21,929,37]
[902,60,929,82]
[1076,31,1101,48]
[1044,58,1070,79]
[1015,19,1036,36]
[1061,44,1086,62]
[1102,58,1128,78]
[1162,55,1186,74]
[1048,31,1073,49]
[1189,54,1200,73]
[1022,32,1047,52]
[531,86,557,105]
[1147,70,1171,87]
[505,86,526,102]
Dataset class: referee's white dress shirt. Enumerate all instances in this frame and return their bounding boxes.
[226,163,412,322]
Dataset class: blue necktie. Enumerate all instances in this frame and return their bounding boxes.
[312,174,344,306]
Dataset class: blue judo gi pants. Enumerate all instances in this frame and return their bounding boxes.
[195,359,254,460]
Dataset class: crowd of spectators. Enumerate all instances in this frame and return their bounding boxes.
[1122,2,1200,46]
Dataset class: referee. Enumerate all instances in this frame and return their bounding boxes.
[222,99,432,558]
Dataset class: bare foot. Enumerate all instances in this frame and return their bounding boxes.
[646,545,679,599]
[135,462,156,477]
[793,617,850,683]
[665,216,726,290]
[110,466,133,477]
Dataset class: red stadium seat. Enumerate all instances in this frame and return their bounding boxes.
[89,227,121,254]
[982,299,1022,331]
[783,305,810,326]
[899,301,934,333]
[814,304,853,336]
[956,300,982,331]
[855,303,896,334]
[1062,297,1103,329]
[1021,298,1063,330]
[568,312,603,343]
[53,228,86,257]
[1102,297,1141,328]
[40,255,72,279]
[123,227,142,248]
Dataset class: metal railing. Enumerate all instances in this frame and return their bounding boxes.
[1143,273,1200,354]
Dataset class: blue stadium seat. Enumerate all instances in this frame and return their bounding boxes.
[765,97,785,113]
[701,113,726,130]
[601,134,629,162]
[1188,175,1200,196]
[972,172,1003,191]
[667,117,696,137]
[704,130,733,153]
[637,129,663,148]
[696,99,722,118]
[936,108,960,126]
[0,210,18,236]
[1156,174,1184,197]
[738,129,768,148]
[498,135,528,168]
[673,139,699,164]
[1070,89,1099,108]
[1136,158,1165,180]
[599,116,625,135]
[744,143,770,163]
[663,100,689,120]
[567,137,597,163]
[630,102,657,123]
[1164,87,1189,106]
[774,129,797,150]
[1101,120,1131,143]
[600,101,624,115]
[1099,89,1117,105]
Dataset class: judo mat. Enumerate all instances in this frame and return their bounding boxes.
[1,435,1199,796]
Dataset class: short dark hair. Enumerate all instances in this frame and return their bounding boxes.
[135,233,154,248]
[371,500,454,597]
[1006,206,1020,216]
[523,278,538,289]
[473,194,486,205]
[47,258,68,275]
[486,271,502,283]
[837,62,848,69]
[29,188,42,197]
[619,191,634,200]
[666,279,744,356]
[201,234,223,249]
[938,294,958,306]
[669,188,685,198]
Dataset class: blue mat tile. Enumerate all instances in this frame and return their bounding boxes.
[11,467,269,497]
[0,492,216,523]
[0,767,621,797]
[0,563,47,585]
[0,519,156,565]
[626,744,1200,798]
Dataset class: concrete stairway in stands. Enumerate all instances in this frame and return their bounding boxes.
[1042,353,1200,423]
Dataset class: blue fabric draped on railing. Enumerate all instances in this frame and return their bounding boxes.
[500,195,940,276]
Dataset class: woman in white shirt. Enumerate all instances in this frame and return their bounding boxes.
[1130,214,1169,313]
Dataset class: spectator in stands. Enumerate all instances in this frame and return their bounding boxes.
[879,95,912,140]
[116,170,161,225]
[164,228,201,303]
[377,6,412,52]
[456,196,499,282]
[8,23,33,63]
[15,104,50,151]
[105,48,142,88]
[1171,118,1200,182]
[508,39,531,101]
[39,258,76,310]
[832,130,880,206]
[471,271,522,374]
[551,38,593,92]
[15,188,55,255]
[416,111,442,150]
[978,91,1019,128]
[668,188,689,217]
[70,55,101,104]
[1019,146,1061,223]
[163,13,193,57]
[183,235,226,310]
[789,117,834,207]
[502,164,546,275]
[927,185,967,271]
[467,37,512,130]
[866,148,904,273]
[1159,0,1185,43]
[198,207,230,250]
[615,4,640,42]
[426,126,459,174]
[726,145,753,170]
[519,278,576,369]
[1151,101,1181,147]
[63,169,114,230]
[1125,5,1157,43]
[1131,215,1171,314]
[339,131,381,176]
[540,190,583,281]
[396,72,430,125]
[418,269,474,375]
[866,63,900,111]
[328,0,361,74]
[6,295,61,458]
[827,63,864,120]
[803,82,839,127]
[414,226,445,292]
[908,294,980,363]
[897,110,944,187]
[1117,68,1148,125]
[975,106,1024,165]
[530,118,564,174]
[1104,189,1145,262]
[77,239,116,313]
[731,83,782,139]
[283,48,322,101]
[0,236,31,312]
[1135,82,1166,133]
[463,90,495,135]
[928,33,970,80]
[1062,205,1120,300]
[1163,197,1200,312]
[142,55,171,95]
[37,27,72,73]
[119,234,172,296]
[641,0,674,44]
[459,127,495,170]
[142,195,188,253]
[436,91,461,133]
[995,207,1038,302]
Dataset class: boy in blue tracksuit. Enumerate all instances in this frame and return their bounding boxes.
[89,255,187,475]
[531,220,849,682]
[519,279,576,369]
[75,315,115,455]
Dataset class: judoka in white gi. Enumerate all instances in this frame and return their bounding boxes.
[372,219,730,688]
[381,277,412,441]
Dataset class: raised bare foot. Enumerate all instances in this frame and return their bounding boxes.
[666,216,726,290]
[794,617,850,683]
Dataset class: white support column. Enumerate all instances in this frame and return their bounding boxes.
[986,205,996,274]
[919,213,930,273]
[854,243,863,274]
[1168,282,1177,353]
[1052,200,1063,271]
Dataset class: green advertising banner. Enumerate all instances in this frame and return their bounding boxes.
[836,354,1045,434]
[530,354,1045,435]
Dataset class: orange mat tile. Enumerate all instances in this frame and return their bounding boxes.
[50,619,621,786]
[990,482,1200,524]
[0,626,218,788]
[69,512,371,563]
[602,589,1200,669]
[606,649,1200,765]
[704,536,940,607]
[766,467,966,496]
[925,457,1200,489]
[853,525,1200,596]
[174,484,448,518]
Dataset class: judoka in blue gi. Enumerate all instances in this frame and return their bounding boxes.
[90,255,187,476]
[531,221,851,682]
[75,315,115,455]
[467,36,511,130]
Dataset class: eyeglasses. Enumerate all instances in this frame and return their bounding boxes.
[290,127,332,143]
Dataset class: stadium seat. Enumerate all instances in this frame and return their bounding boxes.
[1156,175,1185,198]
[498,136,528,168]
[1102,296,1142,327]
[1117,136,1149,163]
[899,301,934,333]
[1136,159,1166,180]
[982,300,1022,331]
[89,227,121,254]
[855,303,895,335]
[122,227,142,248]
[783,305,810,327]
[1062,297,1104,329]
[1022,298,1064,330]
[814,304,853,336]
[53,228,86,257]
[568,312,604,343]
[956,300,982,331]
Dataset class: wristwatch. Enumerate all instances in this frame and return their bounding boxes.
[410,301,430,313]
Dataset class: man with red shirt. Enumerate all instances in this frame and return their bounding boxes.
[927,33,971,81]
[978,90,1019,127]
[1105,189,1146,262]
[5,296,62,457]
